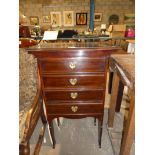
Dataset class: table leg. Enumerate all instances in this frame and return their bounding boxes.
[120,90,135,155]
[108,72,120,128]
[108,72,113,94]
[19,141,30,155]
[115,80,124,112]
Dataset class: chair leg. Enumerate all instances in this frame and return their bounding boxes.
[41,109,47,125]
[19,142,30,155]
[98,117,103,148]
[49,121,56,148]
[41,101,47,125]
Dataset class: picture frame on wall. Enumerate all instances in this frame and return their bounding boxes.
[42,15,51,23]
[63,11,74,27]
[30,16,39,25]
[50,12,61,27]
[76,13,87,25]
[94,13,102,22]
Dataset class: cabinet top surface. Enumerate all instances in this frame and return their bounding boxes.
[26,42,121,51]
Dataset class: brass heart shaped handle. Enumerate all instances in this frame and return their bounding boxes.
[69,62,76,69]
[70,92,78,99]
[69,78,77,85]
[71,106,78,112]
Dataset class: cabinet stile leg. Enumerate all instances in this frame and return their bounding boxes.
[98,117,103,148]
[49,121,56,148]
[94,117,96,126]
[57,118,60,126]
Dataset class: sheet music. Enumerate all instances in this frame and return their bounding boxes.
[42,31,58,40]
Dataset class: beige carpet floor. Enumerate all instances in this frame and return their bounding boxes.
[30,109,127,155]
[29,84,134,155]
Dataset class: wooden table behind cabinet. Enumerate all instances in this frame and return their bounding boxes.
[108,54,135,155]
[27,45,122,148]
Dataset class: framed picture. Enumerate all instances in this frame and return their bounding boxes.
[43,15,51,23]
[30,16,39,25]
[124,14,135,23]
[50,12,61,27]
[63,11,74,27]
[76,13,87,25]
[94,13,102,22]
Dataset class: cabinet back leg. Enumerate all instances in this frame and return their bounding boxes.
[98,116,103,148]
[49,121,56,148]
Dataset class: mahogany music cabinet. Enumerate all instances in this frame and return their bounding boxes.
[27,43,120,148]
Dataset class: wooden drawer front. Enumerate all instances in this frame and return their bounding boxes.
[42,74,105,89]
[46,103,104,114]
[44,90,104,102]
[39,58,106,73]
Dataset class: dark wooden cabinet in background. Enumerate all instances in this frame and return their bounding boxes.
[27,45,120,148]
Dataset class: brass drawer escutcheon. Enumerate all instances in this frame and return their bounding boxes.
[70,92,78,99]
[69,62,76,69]
[69,78,77,85]
[71,106,78,112]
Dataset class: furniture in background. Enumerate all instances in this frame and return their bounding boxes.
[108,24,126,37]
[19,25,31,38]
[19,38,38,48]
[57,30,78,38]
[108,54,135,155]
[19,42,47,155]
[107,38,134,100]
[19,70,47,155]
[126,40,135,54]
[27,42,122,148]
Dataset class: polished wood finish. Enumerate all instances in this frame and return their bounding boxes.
[46,103,103,115]
[44,90,104,102]
[27,45,121,148]
[19,25,31,38]
[19,38,38,48]
[42,74,105,88]
[108,54,135,155]
[39,58,106,73]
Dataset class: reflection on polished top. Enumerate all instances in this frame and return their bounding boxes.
[20,35,134,49]
[27,41,120,50]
